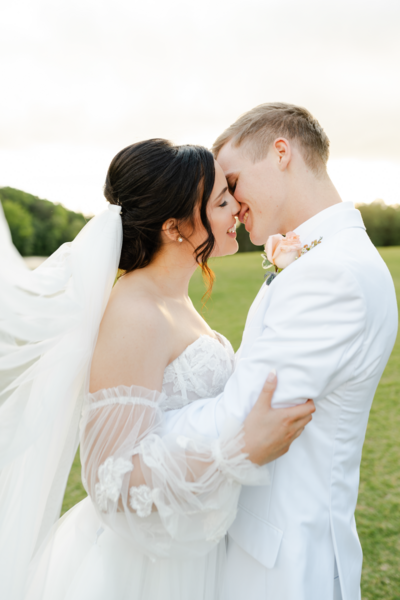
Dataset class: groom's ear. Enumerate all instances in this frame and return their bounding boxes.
[273,138,291,171]
[162,219,180,243]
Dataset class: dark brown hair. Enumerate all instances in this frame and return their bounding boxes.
[104,139,216,291]
[212,102,330,174]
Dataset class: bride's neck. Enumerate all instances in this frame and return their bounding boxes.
[132,244,198,299]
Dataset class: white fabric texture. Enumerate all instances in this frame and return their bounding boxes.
[164,204,398,600]
[0,206,123,600]
[24,334,269,600]
[79,370,268,560]
[0,203,269,600]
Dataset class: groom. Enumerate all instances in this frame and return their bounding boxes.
[165,103,398,599]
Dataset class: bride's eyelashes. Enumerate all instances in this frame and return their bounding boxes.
[219,200,228,207]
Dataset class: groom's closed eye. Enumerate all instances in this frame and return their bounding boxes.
[227,176,238,195]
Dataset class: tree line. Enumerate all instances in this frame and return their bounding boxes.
[1,187,399,257]
[0,187,88,256]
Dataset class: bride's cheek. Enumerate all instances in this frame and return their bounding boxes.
[210,230,222,256]
[216,229,223,247]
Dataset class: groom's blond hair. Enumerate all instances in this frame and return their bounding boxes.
[212,102,330,174]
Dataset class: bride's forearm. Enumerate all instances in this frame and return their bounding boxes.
[80,388,269,525]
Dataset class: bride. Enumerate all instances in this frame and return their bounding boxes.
[0,139,314,600]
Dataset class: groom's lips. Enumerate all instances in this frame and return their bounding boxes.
[239,206,249,224]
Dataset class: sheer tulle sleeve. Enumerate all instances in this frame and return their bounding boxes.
[80,384,269,559]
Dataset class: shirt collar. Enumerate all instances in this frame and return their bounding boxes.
[294,202,355,245]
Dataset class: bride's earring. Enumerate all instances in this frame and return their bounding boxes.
[178,237,183,243]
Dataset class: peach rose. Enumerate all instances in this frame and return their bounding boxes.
[265,231,302,269]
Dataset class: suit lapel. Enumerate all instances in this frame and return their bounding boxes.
[238,208,366,356]
[245,282,270,327]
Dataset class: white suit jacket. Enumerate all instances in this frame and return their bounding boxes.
[164,202,398,600]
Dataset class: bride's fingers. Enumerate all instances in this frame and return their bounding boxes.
[291,408,315,433]
[245,376,314,464]
[297,415,313,430]
[291,426,305,442]
[276,428,305,459]
[295,411,314,429]
[255,370,277,408]
[286,399,316,423]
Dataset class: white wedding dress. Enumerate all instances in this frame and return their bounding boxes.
[0,205,269,599]
[25,332,269,600]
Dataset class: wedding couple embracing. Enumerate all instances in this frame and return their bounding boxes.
[0,103,397,600]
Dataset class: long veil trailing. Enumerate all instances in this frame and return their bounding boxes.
[0,204,122,600]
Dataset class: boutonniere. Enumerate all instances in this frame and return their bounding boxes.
[261,232,322,285]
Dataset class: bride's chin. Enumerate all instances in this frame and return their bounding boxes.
[213,241,239,258]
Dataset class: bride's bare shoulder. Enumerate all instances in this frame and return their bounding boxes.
[89,275,173,393]
[107,275,166,322]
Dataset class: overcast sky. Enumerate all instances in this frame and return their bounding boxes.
[1,0,399,215]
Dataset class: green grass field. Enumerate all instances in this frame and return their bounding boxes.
[62,248,400,600]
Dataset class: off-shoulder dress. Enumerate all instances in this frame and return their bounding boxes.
[25,333,269,600]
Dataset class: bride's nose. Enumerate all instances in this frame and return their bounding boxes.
[232,197,241,215]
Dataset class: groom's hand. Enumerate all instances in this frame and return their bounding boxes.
[243,372,315,466]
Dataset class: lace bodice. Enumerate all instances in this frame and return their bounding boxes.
[80,330,268,560]
[161,332,235,410]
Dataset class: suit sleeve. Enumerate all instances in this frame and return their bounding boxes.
[163,257,367,439]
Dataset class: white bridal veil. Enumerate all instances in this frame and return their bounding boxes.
[0,204,123,599]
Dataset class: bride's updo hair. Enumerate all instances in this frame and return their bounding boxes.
[104,139,216,286]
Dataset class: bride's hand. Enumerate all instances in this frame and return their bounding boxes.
[243,372,315,466]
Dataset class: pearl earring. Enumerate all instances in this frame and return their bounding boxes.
[178,237,183,243]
